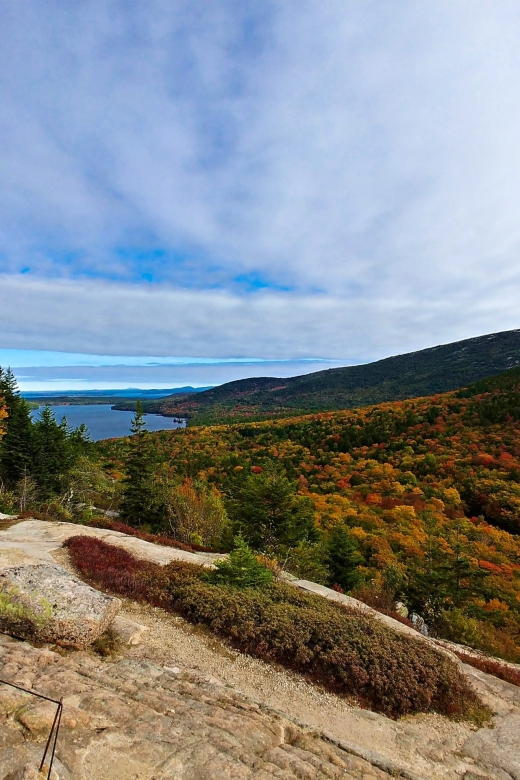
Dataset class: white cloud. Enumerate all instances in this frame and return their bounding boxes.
[0,1,519,359]
[0,274,518,363]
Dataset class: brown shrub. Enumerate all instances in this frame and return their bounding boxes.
[351,584,416,630]
[65,535,489,722]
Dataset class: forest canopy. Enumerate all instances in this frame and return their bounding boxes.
[99,366,520,662]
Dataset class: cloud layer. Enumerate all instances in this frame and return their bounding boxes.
[1,0,520,364]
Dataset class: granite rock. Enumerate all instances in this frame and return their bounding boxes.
[0,564,120,648]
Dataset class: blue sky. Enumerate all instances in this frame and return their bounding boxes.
[1,349,343,391]
[1,1,520,389]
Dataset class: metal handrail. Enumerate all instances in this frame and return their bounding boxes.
[0,677,63,779]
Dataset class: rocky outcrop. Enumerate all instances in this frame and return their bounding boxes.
[0,519,223,567]
[0,629,519,780]
[0,521,426,643]
[0,521,519,778]
[0,633,393,780]
[0,564,120,648]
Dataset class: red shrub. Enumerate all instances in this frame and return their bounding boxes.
[451,650,520,687]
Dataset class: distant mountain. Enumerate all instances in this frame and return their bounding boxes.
[22,387,212,406]
[146,329,520,424]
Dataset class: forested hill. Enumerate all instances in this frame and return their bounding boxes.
[141,328,520,424]
[98,362,520,662]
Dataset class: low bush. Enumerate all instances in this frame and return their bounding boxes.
[350,583,416,630]
[65,535,489,722]
[17,510,55,521]
[92,627,122,658]
[438,608,520,664]
[449,649,520,687]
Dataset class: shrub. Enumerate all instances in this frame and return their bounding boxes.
[448,649,520,687]
[284,541,328,583]
[351,583,416,630]
[160,477,229,547]
[65,535,489,722]
[92,627,122,657]
[439,608,520,664]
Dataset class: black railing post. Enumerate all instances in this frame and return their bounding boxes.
[0,678,63,778]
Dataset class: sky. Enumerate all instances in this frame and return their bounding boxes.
[1,1,520,390]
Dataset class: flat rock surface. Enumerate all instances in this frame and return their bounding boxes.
[0,634,395,780]
[0,520,223,567]
[1,520,520,780]
[0,629,518,780]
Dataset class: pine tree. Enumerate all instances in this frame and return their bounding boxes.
[32,406,74,494]
[324,524,363,592]
[406,516,450,625]
[0,368,34,486]
[227,466,317,553]
[443,521,489,609]
[68,422,91,453]
[208,535,273,589]
[119,401,157,525]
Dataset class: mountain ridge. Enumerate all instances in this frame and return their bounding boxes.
[133,328,520,424]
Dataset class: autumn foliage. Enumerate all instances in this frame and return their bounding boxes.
[97,369,520,662]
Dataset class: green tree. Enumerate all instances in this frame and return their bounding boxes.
[207,535,273,589]
[0,368,34,487]
[119,401,157,525]
[406,516,451,627]
[227,466,317,553]
[68,422,91,452]
[405,516,488,631]
[442,522,488,609]
[32,406,75,494]
[64,455,118,519]
[324,524,363,592]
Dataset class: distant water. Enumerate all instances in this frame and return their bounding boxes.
[30,404,185,441]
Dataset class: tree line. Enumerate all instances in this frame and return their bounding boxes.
[0,367,92,512]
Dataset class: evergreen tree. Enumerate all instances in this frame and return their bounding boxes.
[119,401,157,525]
[0,368,34,486]
[405,516,488,630]
[207,535,273,589]
[405,516,451,626]
[32,406,75,494]
[227,466,317,553]
[442,521,489,609]
[324,524,363,592]
[68,422,91,453]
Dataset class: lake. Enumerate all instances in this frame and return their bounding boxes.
[30,404,185,441]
